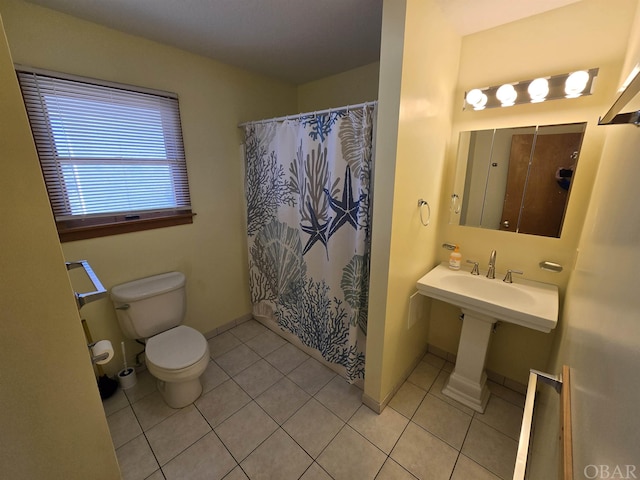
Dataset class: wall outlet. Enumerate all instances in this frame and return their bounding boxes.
[408,291,426,329]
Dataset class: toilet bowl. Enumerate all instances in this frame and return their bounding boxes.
[145,325,210,408]
[111,272,210,408]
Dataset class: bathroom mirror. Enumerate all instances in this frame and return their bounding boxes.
[450,122,586,238]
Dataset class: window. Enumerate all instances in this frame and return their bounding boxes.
[16,67,193,242]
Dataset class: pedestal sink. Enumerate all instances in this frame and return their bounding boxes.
[417,264,558,412]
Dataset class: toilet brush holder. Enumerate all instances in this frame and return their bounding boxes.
[118,367,137,389]
[118,340,137,389]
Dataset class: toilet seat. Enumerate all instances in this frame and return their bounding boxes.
[146,325,208,370]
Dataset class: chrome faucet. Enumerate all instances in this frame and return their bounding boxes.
[486,250,497,279]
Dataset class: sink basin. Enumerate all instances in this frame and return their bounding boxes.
[417,263,558,333]
[416,263,559,412]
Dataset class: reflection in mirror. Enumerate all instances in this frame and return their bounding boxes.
[451,123,586,238]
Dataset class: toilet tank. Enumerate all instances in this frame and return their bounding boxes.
[111,272,186,339]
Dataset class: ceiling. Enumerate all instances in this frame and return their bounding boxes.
[25,0,581,85]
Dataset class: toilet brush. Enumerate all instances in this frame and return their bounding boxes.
[117,341,137,389]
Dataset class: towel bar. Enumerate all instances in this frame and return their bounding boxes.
[65,260,107,309]
[513,365,572,480]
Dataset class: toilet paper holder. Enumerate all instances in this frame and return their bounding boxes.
[88,340,114,365]
[89,343,109,364]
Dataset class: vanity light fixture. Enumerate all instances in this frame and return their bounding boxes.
[463,68,599,110]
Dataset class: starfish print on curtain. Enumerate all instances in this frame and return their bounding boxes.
[324,165,364,239]
[301,201,330,257]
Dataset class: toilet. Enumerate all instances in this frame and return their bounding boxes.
[110,272,210,408]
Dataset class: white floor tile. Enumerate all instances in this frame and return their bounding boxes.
[388,381,427,419]
[412,393,472,450]
[317,426,387,480]
[214,402,278,462]
[390,422,458,480]
[122,369,157,404]
[451,454,502,480]
[376,458,418,480]
[106,406,142,449]
[348,404,409,454]
[215,344,261,376]
[461,419,517,480]
[228,319,268,342]
[475,394,524,440]
[224,466,249,480]
[241,429,313,480]
[255,377,310,424]
[195,379,251,427]
[162,431,236,480]
[283,398,344,458]
[288,358,336,395]
[406,361,440,391]
[315,376,363,421]
[131,390,178,431]
[299,463,333,480]
[200,360,230,394]
[207,331,242,359]
[233,359,283,398]
[145,405,211,466]
[265,342,310,374]
[115,434,159,480]
[245,329,287,357]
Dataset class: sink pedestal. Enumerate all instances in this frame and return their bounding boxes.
[442,309,495,413]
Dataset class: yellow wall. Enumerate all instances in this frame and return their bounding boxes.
[0,0,298,374]
[365,0,461,408]
[435,0,637,383]
[0,13,120,478]
[297,61,380,112]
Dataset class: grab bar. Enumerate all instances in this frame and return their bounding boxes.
[65,260,108,309]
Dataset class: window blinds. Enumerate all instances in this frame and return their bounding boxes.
[17,68,191,221]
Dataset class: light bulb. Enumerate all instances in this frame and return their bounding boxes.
[528,78,549,103]
[465,89,488,110]
[496,84,517,107]
[565,71,590,98]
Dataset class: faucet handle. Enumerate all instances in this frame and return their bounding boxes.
[466,260,480,275]
[503,269,524,283]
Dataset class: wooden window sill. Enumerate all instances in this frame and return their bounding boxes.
[57,212,195,242]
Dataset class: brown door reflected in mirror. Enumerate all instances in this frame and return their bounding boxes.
[501,132,583,236]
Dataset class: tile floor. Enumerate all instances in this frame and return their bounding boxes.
[103,319,524,480]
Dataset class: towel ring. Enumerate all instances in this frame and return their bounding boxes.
[418,199,431,226]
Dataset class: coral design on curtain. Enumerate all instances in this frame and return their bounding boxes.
[243,104,375,382]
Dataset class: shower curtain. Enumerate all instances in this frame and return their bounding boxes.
[243,103,376,382]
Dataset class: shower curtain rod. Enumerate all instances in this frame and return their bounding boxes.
[238,100,377,127]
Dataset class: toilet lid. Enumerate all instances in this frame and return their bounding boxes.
[146,325,208,370]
